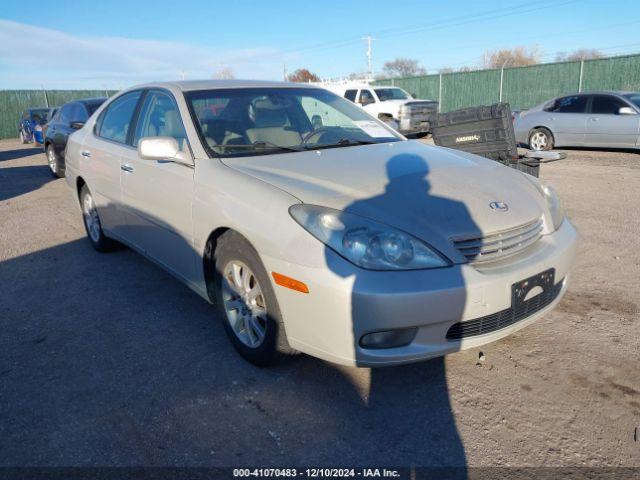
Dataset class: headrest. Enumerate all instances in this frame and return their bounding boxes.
[252,99,288,128]
[162,110,183,138]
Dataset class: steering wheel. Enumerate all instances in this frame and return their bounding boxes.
[302,127,332,145]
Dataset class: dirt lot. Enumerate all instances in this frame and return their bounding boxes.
[0,138,638,468]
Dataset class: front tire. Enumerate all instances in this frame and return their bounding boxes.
[80,185,115,252]
[528,127,554,151]
[46,144,65,178]
[213,231,295,366]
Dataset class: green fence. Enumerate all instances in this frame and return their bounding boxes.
[374,53,640,113]
[0,90,117,140]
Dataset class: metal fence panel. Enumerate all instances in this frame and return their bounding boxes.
[441,69,501,111]
[373,53,640,114]
[582,54,640,91]
[502,61,581,110]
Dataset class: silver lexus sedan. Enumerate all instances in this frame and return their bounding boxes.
[514,91,640,151]
[64,80,577,367]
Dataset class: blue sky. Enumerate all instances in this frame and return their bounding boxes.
[1,0,639,89]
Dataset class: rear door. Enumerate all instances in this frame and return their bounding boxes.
[119,89,197,282]
[586,94,640,148]
[544,94,589,146]
[81,90,143,233]
[51,103,75,157]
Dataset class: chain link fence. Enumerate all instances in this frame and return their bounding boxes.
[0,89,116,140]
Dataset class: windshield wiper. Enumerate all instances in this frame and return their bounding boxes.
[214,141,303,153]
[303,138,379,150]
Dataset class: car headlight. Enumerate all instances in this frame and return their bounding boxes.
[542,184,564,230]
[289,204,448,270]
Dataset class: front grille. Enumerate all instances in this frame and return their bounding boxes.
[446,279,564,340]
[452,217,543,264]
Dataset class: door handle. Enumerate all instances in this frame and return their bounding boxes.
[81,150,92,158]
[120,164,134,173]
[590,117,599,122]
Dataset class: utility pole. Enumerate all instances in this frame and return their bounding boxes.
[283,63,288,82]
[180,70,186,80]
[362,35,374,79]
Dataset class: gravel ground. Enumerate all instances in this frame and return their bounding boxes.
[0,138,638,468]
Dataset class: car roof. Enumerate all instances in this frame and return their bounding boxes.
[127,79,321,92]
[560,91,638,97]
[77,97,107,105]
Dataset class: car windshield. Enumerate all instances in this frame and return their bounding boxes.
[623,93,640,109]
[186,87,402,157]
[373,88,410,101]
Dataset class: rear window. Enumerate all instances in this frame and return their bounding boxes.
[344,89,357,102]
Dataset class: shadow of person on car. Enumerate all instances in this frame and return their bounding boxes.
[321,151,482,471]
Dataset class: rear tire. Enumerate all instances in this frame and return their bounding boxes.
[46,144,65,178]
[528,127,554,151]
[80,185,115,252]
[213,230,296,366]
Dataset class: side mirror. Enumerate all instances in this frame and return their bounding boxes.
[618,106,636,115]
[70,121,85,130]
[138,136,192,166]
[360,97,373,106]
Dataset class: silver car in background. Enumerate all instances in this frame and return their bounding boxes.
[514,91,640,151]
[64,80,577,367]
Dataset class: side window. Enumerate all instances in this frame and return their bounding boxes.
[359,89,375,104]
[132,90,187,149]
[591,95,627,115]
[73,104,89,122]
[549,95,588,113]
[344,89,357,102]
[58,104,74,125]
[97,91,142,144]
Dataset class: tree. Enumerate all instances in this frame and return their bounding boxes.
[555,49,603,62]
[482,45,541,68]
[382,58,427,78]
[288,68,320,83]
[213,66,235,79]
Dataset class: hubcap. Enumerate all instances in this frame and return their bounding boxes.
[47,147,57,173]
[82,193,101,243]
[222,260,267,348]
[530,131,548,151]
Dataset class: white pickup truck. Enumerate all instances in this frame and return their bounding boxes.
[327,84,438,137]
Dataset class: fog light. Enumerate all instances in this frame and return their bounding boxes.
[359,328,418,349]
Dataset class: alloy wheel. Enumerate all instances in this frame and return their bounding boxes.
[82,192,101,243]
[47,146,57,174]
[530,131,548,151]
[221,260,268,348]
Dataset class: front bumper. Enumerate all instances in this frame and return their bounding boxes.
[263,219,577,367]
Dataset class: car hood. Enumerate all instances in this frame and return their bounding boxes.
[222,141,548,261]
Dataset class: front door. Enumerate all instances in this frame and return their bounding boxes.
[120,89,197,284]
[586,94,640,148]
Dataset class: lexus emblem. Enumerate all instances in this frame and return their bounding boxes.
[489,201,509,212]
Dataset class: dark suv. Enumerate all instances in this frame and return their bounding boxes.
[44,98,106,178]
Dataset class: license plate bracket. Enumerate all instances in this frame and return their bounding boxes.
[512,268,555,308]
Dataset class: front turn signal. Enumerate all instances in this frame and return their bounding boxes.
[272,272,309,294]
